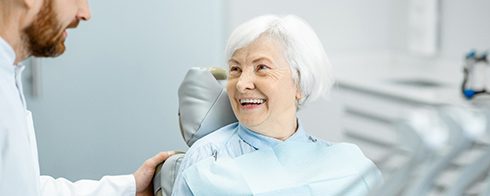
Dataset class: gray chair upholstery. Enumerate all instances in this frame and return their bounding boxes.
[153,67,236,196]
[178,67,237,147]
[153,153,185,196]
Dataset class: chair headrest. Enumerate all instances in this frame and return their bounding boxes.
[178,67,237,146]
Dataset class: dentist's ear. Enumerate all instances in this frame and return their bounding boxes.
[19,0,43,27]
[22,0,41,10]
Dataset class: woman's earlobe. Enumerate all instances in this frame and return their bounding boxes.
[295,90,303,101]
[294,81,302,99]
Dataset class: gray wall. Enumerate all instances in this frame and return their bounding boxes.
[226,0,403,54]
[24,0,225,180]
[227,0,490,58]
[439,0,490,59]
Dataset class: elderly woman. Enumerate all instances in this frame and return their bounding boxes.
[172,15,382,196]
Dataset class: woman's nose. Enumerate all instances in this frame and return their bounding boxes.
[236,72,255,93]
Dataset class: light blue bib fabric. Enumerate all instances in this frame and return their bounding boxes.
[182,141,382,196]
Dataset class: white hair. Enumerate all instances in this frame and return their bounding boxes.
[225,15,334,108]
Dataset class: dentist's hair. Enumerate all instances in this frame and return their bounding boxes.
[225,15,334,108]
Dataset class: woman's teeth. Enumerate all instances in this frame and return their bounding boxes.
[240,99,266,105]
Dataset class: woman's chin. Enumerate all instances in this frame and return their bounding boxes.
[239,118,263,129]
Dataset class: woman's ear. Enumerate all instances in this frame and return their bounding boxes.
[293,70,303,101]
[295,82,303,101]
[294,87,304,109]
[295,90,302,101]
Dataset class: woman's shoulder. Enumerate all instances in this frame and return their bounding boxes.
[186,122,239,154]
[324,142,383,186]
[324,142,377,169]
[304,134,373,164]
[304,134,364,156]
[327,142,364,154]
[177,122,240,172]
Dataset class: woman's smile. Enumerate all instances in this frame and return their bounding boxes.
[239,98,267,110]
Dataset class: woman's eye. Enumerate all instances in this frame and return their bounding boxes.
[229,66,241,76]
[230,66,240,72]
[256,64,270,71]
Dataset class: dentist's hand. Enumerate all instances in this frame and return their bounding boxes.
[134,151,176,196]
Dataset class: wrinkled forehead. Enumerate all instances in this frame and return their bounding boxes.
[229,34,288,63]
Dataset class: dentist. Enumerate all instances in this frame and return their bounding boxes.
[0,0,174,195]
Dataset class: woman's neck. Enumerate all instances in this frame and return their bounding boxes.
[249,117,298,141]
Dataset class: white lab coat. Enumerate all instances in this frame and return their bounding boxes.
[0,37,136,196]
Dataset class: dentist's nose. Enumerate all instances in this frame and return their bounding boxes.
[77,0,92,21]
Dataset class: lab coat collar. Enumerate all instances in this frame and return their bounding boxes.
[0,36,17,75]
[237,118,308,150]
[1,36,27,108]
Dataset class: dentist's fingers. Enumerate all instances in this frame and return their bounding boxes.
[133,151,177,196]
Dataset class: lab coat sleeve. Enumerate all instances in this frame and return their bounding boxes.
[40,174,136,196]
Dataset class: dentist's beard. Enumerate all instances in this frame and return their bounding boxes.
[23,0,66,57]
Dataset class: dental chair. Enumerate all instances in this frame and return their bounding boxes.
[445,107,490,196]
[363,105,487,196]
[152,67,237,196]
[365,108,438,196]
[403,106,486,196]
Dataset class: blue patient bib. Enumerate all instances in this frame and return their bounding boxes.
[182,141,382,196]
